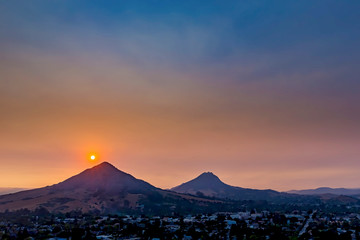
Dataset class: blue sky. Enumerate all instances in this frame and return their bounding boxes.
[0,1,359,190]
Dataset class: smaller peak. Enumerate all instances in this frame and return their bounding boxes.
[199,172,216,177]
[197,172,221,181]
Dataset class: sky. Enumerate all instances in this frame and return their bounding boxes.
[0,0,360,191]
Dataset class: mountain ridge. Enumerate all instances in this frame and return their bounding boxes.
[0,162,222,214]
[0,188,27,196]
[52,161,157,193]
[288,187,360,197]
[171,171,284,201]
[0,163,358,214]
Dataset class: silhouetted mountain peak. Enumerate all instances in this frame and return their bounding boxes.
[54,162,156,192]
[95,161,116,168]
[171,172,284,201]
[199,171,216,177]
[196,172,222,183]
[90,161,121,174]
[171,172,229,195]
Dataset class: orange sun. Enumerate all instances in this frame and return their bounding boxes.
[88,154,97,162]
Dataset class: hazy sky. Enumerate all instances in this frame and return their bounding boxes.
[1,0,359,191]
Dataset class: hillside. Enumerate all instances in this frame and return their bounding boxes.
[171,172,286,201]
[0,162,223,215]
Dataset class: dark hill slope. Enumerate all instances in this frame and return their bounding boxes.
[172,172,291,201]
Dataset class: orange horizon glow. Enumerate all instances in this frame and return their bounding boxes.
[1,1,360,192]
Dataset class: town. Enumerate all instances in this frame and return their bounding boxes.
[1,209,360,240]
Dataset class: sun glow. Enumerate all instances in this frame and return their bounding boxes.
[88,153,97,162]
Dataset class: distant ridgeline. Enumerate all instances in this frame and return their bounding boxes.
[0,162,359,216]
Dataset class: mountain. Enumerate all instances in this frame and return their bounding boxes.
[0,188,27,196]
[0,162,221,214]
[171,172,287,201]
[288,187,360,197]
[1,164,358,215]
[0,162,155,213]
[52,162,156,193]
